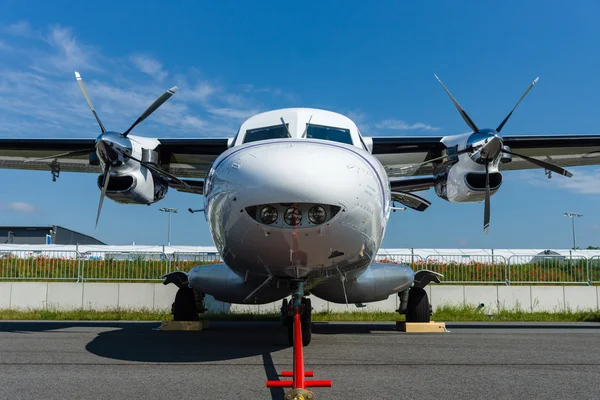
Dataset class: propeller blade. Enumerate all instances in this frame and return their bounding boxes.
[496,77,539,133]
[75,72,106,133]
[434,74,479,133]
[118,150,190,187]
[122,86,178,138]
[25,148,95,163]
[484,162,490,235]
[96,164,111,229]
[504,149,573,178]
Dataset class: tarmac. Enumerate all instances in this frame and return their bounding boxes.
[0,320,599,399]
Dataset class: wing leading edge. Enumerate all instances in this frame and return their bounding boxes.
[0,137,230,179]
[371,134,600,178]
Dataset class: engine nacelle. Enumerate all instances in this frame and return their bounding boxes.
[188,263,290,304]
[97,167,169,205]
[434,159,503,203]
[309,262,414,304]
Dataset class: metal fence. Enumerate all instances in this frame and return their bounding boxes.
[424,255,508,284]
[0,249,599,285]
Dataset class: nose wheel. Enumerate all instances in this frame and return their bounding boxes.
[284,297,312,346]
[268,290,331,398]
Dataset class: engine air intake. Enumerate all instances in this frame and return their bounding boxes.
[465,172,502,191]
[96,174,135,192]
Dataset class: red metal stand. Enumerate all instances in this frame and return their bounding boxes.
[266,306,332,399]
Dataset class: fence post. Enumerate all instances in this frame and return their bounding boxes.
[76,243,82,283]
[505,256,511,286]
[587,256,591,286]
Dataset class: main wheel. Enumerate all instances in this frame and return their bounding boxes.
[286,297,312,346]
[172,287,199,321]
[280,298,289,326]
[405,287,431,323]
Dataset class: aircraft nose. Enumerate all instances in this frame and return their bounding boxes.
[224,141,371,206]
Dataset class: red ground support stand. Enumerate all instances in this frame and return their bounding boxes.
[266,306,332,399]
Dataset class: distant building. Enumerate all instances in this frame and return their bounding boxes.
[0,225,105,245]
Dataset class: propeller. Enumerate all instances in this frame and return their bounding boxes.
[96,164,111,229]
[433,74,573,234]
[62,72,182,231]
[484,161,490,234]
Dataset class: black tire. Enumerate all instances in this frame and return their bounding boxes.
[172,287,199,321]
[405,287,430,323]
[286,298,312,346]
[280,298,289,326]
[301,298,312,346]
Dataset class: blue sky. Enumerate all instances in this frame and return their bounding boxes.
[0,0,599,249]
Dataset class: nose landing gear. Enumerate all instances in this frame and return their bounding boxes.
[267,281,332,398]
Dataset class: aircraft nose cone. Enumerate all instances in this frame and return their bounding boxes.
[218,140,374,207]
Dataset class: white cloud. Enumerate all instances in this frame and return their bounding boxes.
[4,21,33,37]
[375,119,440,131]
[346,111,368,124]
[44,25,98,72]
[0,21,295,138]
[131,55,168,81]
[0,202,37,213]
[206,107,261,120]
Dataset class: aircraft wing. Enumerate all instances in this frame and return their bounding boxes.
[0,138,230,179]
[372,135,600,178]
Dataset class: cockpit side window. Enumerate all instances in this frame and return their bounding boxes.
[243,124,291,143]
[304,124,353,145]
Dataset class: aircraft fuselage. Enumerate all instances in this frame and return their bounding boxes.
[200,109,392,286]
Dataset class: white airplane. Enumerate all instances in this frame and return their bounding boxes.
[1,72,600,348]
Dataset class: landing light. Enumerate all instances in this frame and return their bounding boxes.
[284,207,302,226]
[308,206,327,224]
[260,206,278,224]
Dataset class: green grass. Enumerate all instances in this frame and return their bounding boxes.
[1,305,598,322]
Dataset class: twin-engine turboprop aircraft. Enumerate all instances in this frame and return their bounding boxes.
[1,73,600,347]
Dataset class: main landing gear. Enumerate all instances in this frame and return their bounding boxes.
[163,271,207,321]
[397,270,442,322]
[267,281,331,399]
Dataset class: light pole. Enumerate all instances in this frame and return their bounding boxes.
[563,212,583,249]
[159,208,178,246]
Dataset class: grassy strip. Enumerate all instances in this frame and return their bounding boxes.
[0,305,599,322]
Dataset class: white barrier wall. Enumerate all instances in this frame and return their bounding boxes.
[0,282,598,313]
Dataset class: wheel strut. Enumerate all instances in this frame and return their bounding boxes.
[266,299,331,399]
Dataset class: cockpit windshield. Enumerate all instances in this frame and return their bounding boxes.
[243,124,291,143]
[305,124,353,145]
